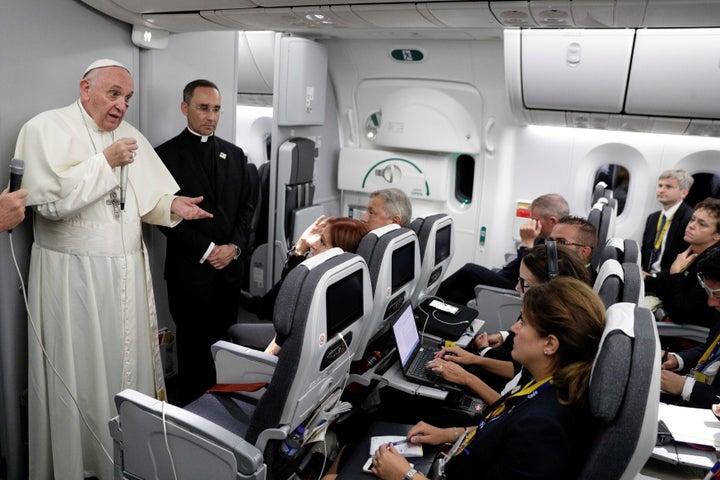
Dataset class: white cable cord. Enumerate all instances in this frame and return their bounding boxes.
[11,231,113,463]
[317,437,328,480]
[161,401,179,480]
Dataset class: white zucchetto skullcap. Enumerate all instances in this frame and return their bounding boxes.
[82,59,130,78]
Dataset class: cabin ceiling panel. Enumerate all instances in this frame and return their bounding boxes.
[252,0,424,5]
[421,2,502,29]
[349,4,442,28]
[142,12,231,31]
[81,0,720,35]
[112,0,255,13]
[643,0,720,27]
[203,8,305,29]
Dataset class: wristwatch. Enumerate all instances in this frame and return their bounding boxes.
[230,244,241,260]
[404,468,418,480]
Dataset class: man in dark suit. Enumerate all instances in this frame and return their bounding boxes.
[156,79,255,405]
[645,198,720,327]
[436,193,569,304]
[642,169,694,278]
[661,247,720,409]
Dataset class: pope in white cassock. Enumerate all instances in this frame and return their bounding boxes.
[14,59,213,480]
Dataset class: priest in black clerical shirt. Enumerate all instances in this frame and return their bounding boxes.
[156,79,255,406]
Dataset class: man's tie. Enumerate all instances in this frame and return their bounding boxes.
[649,214,669,270]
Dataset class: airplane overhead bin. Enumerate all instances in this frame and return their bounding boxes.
[505,28,720,137]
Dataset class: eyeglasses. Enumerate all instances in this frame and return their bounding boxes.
[518,277,534,294]
[697,272,720,299]
[190,104,223,115]
[547,238,593,249]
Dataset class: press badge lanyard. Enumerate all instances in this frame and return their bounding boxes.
[653,213,673,251]
[457,376,553,456]
[693,334,720,384]
[649,213,674,269]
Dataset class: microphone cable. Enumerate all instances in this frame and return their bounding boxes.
[10,225,114,465]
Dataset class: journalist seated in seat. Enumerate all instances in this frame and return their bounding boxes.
[371,277,605,480]
[259,215,369,353]
[428,244,591,405]
[360,187,412,230]
[660,246,720,409]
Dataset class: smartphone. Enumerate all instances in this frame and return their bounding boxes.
[429,299,460,315]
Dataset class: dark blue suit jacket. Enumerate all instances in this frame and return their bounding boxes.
[641,202,693,273]
[675,312,720,409]
[444,384,592,480]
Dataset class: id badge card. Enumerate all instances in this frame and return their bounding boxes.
[436,428,470,478]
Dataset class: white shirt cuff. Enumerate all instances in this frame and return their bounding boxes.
[500,331,510,342]
[681,377,695,402]
[478,346,492,357]
[671,353,684,371]
[200,242,215,264]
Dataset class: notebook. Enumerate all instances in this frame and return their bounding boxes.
[392,303,462,392]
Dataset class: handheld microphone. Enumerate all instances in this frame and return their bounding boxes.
[8,158,24,233]
[9,158,24,192]
[120,165,128,210]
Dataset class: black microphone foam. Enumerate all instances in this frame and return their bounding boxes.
[9,158,24,192]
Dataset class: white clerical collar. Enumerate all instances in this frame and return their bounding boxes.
[663,201,683,218]
[186,127,214,143]
[77,99,104,133]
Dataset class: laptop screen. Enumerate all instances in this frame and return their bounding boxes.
[392,304,420,368]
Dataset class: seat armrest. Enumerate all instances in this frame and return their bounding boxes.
[474,284,521,298]
[212,340,278,384]
[654,322,709,344]
[114,389,266,478]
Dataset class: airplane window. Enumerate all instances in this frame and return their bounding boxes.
[455,154,475,207]
[687,172,720,207]
[593,164,630,214]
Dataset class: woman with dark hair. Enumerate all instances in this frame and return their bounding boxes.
[428,244,591,404]
[371,277,605,480]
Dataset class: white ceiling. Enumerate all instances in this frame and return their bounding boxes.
[76,0,720,39]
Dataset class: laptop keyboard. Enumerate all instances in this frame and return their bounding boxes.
[408,347,441,381]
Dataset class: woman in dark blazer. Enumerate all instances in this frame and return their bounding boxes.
[371,277,606,480]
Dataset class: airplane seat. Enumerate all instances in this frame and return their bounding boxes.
[622,239,641,265]
[247,137,323,299]
[111,248,373,478]
[281,137,323,245]
[240,161,262,293]
[578,303,660,480]
[352,224,421,367]
[110,389,266,480]
[654,322,710,344]
[621,262,644,305]
[254,161,270,248]
[591,181,614,205]
[600,238,641,267]
[473,284,522,333]
[409,213,454,307]
[593,259,624,308]
[589,199,617,272]
[247,160,272,298]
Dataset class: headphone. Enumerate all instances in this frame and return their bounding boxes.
[546,240,559,279]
